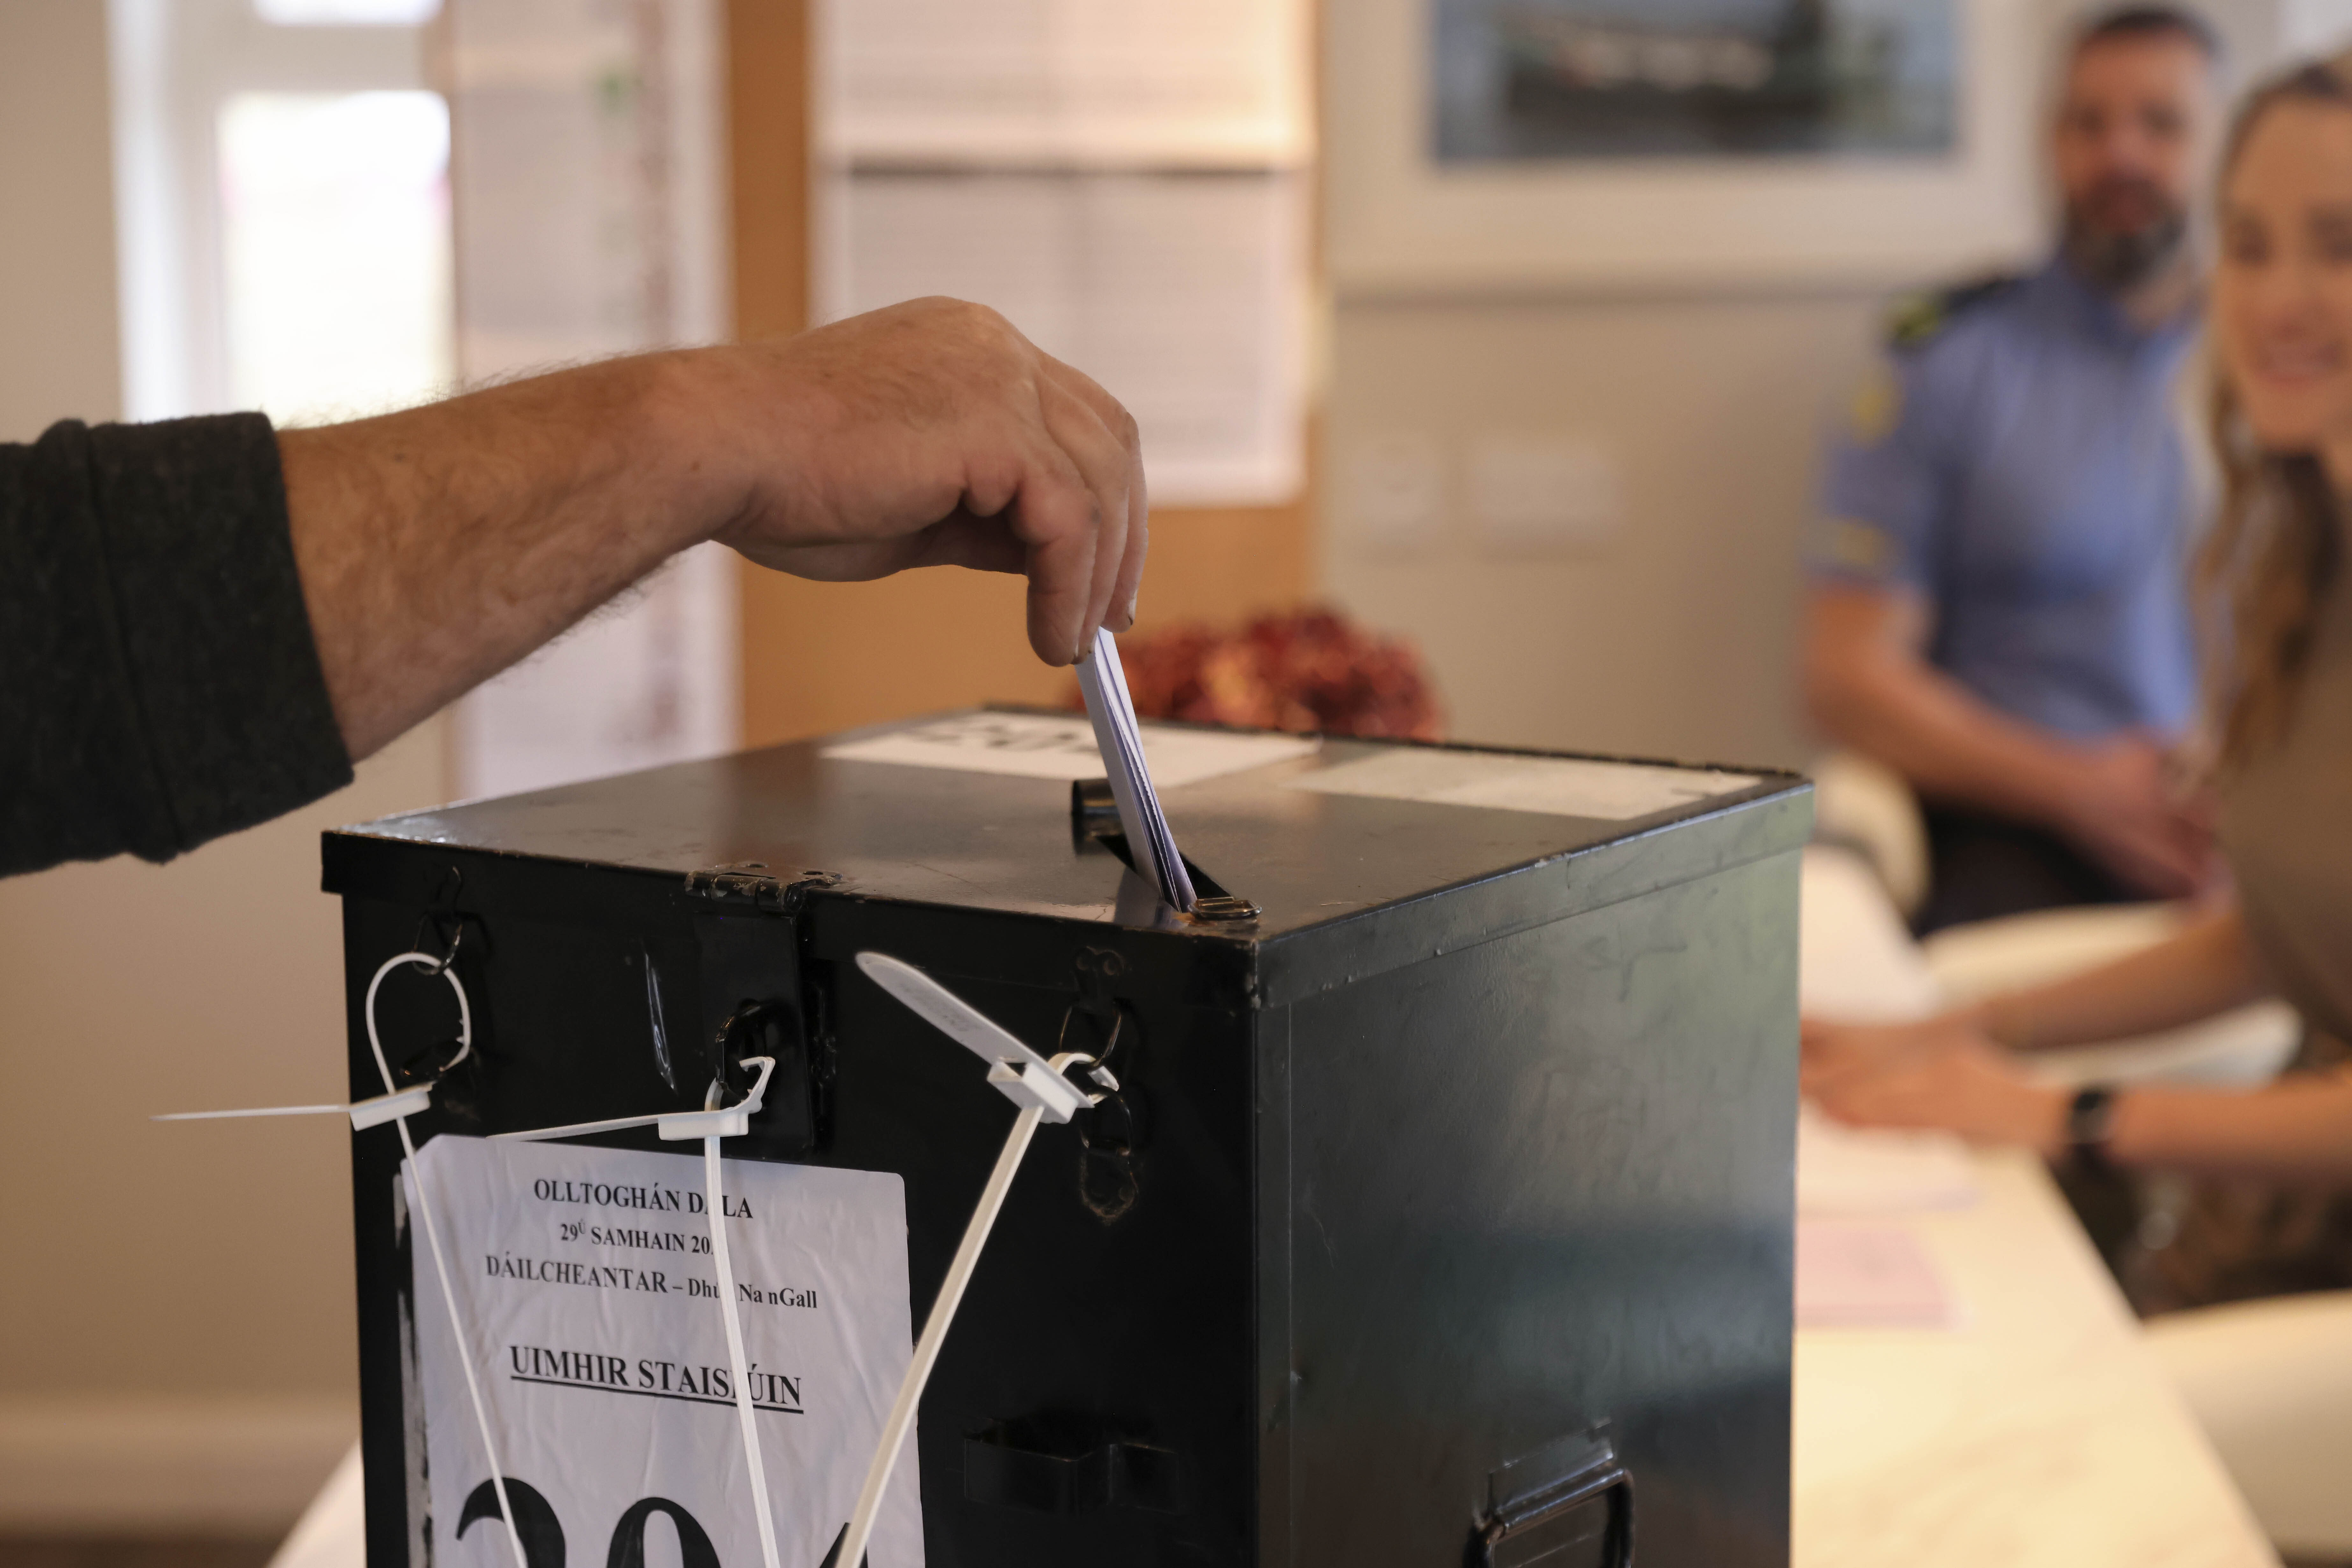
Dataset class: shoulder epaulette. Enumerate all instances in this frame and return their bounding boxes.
[1884,272,2026,353]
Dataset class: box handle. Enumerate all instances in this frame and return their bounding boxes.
[1471,1426,1634,1568]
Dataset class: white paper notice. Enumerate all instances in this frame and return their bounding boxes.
[826,0,1311,167]
[408,1136,922,1568]
[821,711,1319,788]
[827,170,1307,505]
[1287,748,1758,822]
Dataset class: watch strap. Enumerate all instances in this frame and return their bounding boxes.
[2067,1084,2120,1169]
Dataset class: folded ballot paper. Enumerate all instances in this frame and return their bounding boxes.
[1074,626,1196,912]
[1795,1220,1960,1330]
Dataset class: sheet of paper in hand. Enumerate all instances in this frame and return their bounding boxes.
[1076,628,1195,911]
[407,1135,922,1568]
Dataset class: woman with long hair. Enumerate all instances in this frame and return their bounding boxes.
[1805,58,2352,1235]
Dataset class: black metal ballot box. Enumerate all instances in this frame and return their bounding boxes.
[323,713,1809,1568]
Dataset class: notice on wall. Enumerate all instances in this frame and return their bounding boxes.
[1288,748,1759,822]
[826,0,1311,167]
[821,709,1319,788]
[828,169,1307,505]
[447,0,741,799]
[408,1136,922,1568]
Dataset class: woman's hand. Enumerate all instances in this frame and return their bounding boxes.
[1800,1012,1994,1096]
[1811,1032,2071,1154]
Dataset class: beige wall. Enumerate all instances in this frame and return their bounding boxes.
[0,0,119,439]
[0,0,449,1531]
[1325,291,1880,771]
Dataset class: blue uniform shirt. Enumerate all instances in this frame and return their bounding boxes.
[1813,258,2203,740]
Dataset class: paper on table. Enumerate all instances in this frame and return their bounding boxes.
[1076,628,1195,911]
[820,709,1319,787]
[1288,746,1757,822]
[1796,1219,1961,1330]
[1797,1104,1981,1216]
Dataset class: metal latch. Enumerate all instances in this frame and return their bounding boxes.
[684,862,842,912]
[685,863,841,1156]
[1472,1424,1633,1568]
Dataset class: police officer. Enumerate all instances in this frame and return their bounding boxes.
[1805,4,2227,933]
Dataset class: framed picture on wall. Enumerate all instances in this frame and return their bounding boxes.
[1328,0,2044,294]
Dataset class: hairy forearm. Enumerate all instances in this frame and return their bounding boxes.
[281,353,723,760]
[2108,1074,2352,1184]
[276,300,1153,763]
[1807,646,2083,822]
[1963,908,2269,1051]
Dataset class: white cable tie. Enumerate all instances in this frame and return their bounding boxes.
[855,953,1091,1122]
[834,951,1108,1568]
[490,1056,775,1144]
[495,1057,785,1568]
[362,952,528,1568]
[704,1078,784,1568]
[490,1056,784,1565]
[154,1078,435,1133]
[835,1045,1093,1568]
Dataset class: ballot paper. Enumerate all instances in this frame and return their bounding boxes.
[1795,1105,1982,1216]
[1075,628,1195,910]
[821,709,1318,787]
[1795,1220,1960,1330]
[408,1136,924,1568]
[1288,747,1758,822]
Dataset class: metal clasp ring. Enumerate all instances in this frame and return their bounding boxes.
[407,915,464,977]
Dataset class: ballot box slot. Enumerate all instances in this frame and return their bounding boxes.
[1070,778,1260,924]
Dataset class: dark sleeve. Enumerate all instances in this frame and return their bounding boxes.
[0,414,353,877]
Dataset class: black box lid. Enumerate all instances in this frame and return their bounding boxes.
[326,712,1809,1007]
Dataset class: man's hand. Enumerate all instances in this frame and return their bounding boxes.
[283,297,1148,761]
[1805,585,2222,898]
[680,298,1147,666]
[2050,732,2219,899]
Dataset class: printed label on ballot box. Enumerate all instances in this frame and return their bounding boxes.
[405,1135,923,1567]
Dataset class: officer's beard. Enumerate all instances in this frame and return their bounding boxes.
[2062,174,2190,295]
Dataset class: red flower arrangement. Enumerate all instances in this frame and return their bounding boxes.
[1076,606,1443,741]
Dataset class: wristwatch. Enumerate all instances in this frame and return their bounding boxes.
[2067,1084,2121,1170]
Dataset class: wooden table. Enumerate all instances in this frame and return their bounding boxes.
[1794,847,2277,1568]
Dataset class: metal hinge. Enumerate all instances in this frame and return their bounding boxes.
[684,863,843,913]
